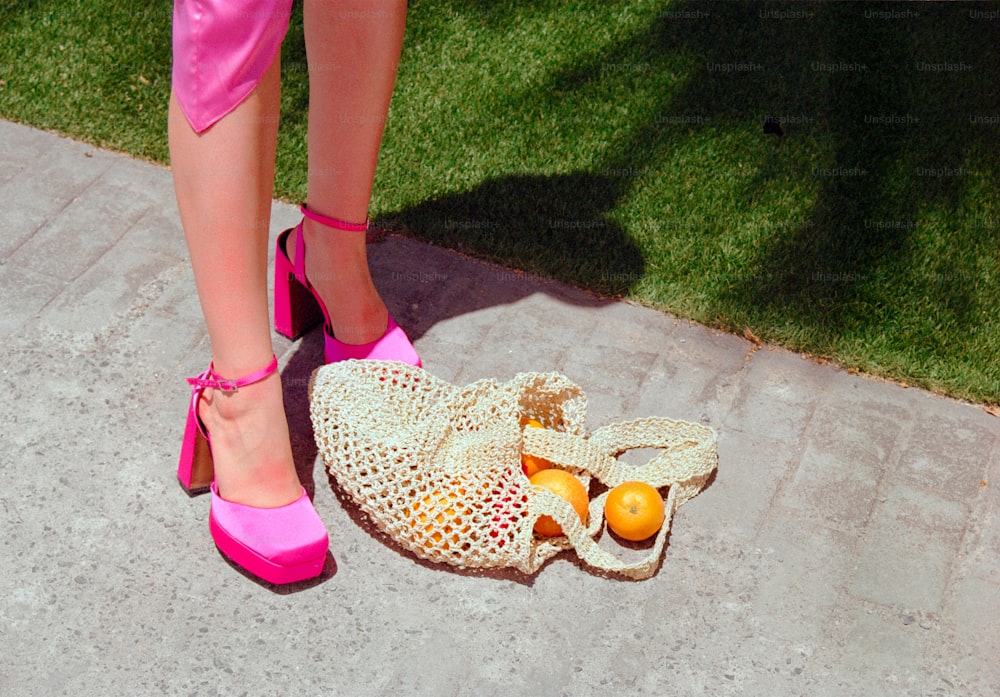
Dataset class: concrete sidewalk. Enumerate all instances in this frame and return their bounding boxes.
[1,118,997,697]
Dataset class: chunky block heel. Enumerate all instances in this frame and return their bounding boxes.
[177,400,214,495]
[274,230,325,340]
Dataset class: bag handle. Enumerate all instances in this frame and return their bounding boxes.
[521,417,716,579]
[522,417,716,502]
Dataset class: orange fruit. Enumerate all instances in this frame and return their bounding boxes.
[521,453,551,478]
[529,469,589,537]
[603,481,665,541]
[521,419,552,477]
[408,488,471,551]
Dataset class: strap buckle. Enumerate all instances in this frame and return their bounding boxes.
[186,355,279,393]
[213,376,240,392]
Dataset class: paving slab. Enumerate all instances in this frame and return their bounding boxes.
[1,118,998,697]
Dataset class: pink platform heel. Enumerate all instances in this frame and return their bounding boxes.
[273,204,422,366]
[177,356,328,585]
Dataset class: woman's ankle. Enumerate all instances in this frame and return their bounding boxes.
[198,372,304,507]
[297,219,390,344]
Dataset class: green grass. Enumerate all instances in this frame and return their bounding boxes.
[2,0,999,404]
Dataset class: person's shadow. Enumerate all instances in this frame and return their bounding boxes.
[378,170,647,328]
[276,0,1000,572]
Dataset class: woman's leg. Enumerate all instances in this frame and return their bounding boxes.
[169,55,302,509]
[287,0,409,346]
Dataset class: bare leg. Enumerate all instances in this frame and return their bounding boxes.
[169,56,302,508]
[286,0,409,345]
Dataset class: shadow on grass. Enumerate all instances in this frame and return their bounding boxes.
[384,171,646,298]
[693,2,1000,342]
[380,1,998,383]
[619,1,998,360]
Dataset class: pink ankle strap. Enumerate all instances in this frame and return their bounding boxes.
[300,204,368,232]
[187,355,279,392]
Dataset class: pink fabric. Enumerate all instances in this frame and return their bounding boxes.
[210,483,329,567]
[172,0,294,133]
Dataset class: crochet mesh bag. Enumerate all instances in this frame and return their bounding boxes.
[309,361,717,580]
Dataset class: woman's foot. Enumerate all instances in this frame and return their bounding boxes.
[196,369,303,508]
[284,217,390,346]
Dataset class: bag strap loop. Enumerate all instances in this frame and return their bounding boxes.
[522,418,716,497]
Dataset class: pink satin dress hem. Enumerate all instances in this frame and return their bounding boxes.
[172,0,294,134]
